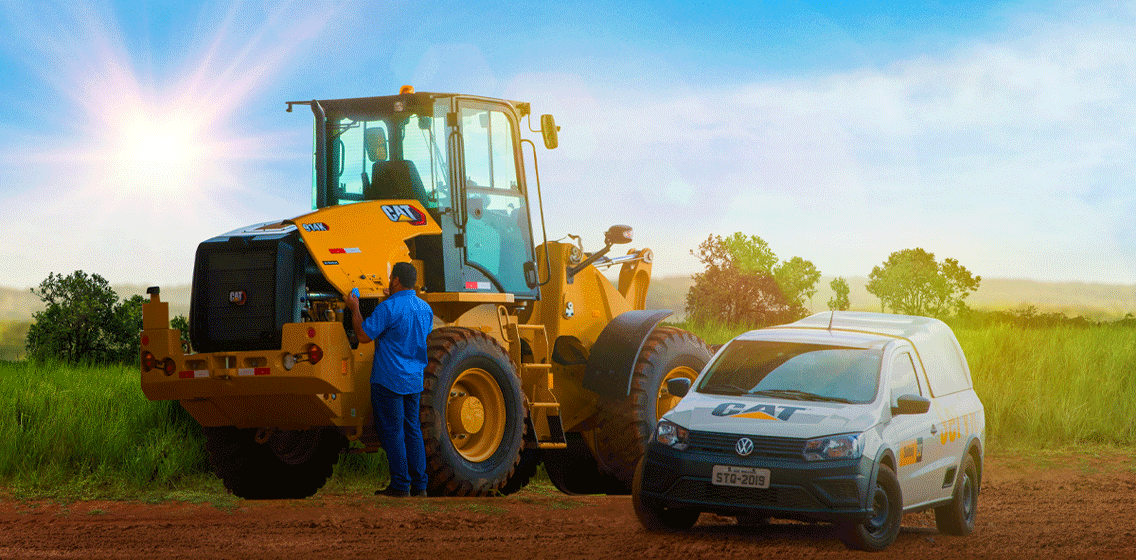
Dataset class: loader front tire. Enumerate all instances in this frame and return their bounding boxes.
[203,426,344,499]
[593,327,711,487]
[421,327,525,497]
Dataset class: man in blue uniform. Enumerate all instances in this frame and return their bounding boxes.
[346,262,433,497]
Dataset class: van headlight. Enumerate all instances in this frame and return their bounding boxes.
[803,433,863,461]
[655,419,689,450]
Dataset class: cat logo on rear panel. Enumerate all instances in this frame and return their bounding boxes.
[381,204,427,225]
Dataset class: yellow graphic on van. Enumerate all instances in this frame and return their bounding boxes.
[899,438,923,467]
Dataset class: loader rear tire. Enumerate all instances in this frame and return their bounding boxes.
[421,327,525,497]
[593,327,711,487]
[203,426,345,499]
[543,432,628,495]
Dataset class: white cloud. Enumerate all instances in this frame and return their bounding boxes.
[512,4,1136,284]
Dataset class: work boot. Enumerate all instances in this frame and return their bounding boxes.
[411,489,428,498]
[375,486,410,498]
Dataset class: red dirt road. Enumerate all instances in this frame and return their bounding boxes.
[1,450,1134,560]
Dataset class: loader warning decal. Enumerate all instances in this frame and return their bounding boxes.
[711,402,806,421]
[381,204,428,226]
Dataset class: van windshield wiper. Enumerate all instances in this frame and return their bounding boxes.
[747,389,853,403]
[700,383,751,395]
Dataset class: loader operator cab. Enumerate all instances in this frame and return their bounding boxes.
[291,89,548,299]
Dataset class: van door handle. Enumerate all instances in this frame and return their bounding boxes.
[930,424,939,434]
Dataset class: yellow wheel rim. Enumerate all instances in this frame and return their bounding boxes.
[656,366,699,421]
[447,367,506,462]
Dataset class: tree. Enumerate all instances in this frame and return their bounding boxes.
[686,233,821,328]
[865,249,981,317]
[828,277,851,311]
[25,271,144,364]
[774,256,821,310]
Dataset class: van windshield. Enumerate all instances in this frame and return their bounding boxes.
[696,340,882,404]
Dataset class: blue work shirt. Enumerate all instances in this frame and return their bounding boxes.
[361,289,433,395]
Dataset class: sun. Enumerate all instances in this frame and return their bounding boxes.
[107,104,213,195]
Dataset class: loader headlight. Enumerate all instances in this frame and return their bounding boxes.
[283,344,323,370]
[803,433,863,461]
[655,419,689,450]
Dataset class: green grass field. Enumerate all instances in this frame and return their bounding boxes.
[1,321,1134,500]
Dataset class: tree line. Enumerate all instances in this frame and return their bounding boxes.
[21,235,1128,365]
[685,233,981,328]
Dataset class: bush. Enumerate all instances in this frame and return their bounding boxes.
[25,271,144,365]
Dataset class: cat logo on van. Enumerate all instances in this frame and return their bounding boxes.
[711,402,806,421]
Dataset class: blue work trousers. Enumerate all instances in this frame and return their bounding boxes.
[371,382,428,492]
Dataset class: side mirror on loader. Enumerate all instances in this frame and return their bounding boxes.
[604,225,633,245]
[541,114,559,149]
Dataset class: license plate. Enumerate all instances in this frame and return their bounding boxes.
[711,465,770,489]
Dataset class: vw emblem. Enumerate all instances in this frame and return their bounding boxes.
[735,437,755,457]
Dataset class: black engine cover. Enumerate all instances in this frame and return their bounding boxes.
[189,229,304,353]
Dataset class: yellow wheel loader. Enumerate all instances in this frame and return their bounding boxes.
[140,87,712,498]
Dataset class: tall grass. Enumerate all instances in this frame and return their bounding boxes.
[0,360,396,498]
[952,323,1136,447]
[1,321,1133,498]
[0,360,211,498]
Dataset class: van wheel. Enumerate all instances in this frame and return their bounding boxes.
[593,327,711,487]
[421,327,525,497]
[631,459,699,531]
[935,453,979,535]
[838,464,902,551]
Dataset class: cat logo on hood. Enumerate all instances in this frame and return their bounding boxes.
[712,402,806,421]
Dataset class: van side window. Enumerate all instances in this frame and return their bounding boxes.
[890,352,922,408]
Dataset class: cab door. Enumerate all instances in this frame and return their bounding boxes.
[881,348,941,506]
[453,99,539,298]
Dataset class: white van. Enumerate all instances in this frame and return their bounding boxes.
[632,312,985,551]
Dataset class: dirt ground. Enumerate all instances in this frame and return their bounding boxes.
[1,450,1134,560]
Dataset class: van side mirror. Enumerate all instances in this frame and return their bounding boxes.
[540,114,559,149]
[666,377,691,398]
[893,394,930,415]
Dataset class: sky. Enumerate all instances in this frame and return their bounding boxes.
[0,0,1133,290]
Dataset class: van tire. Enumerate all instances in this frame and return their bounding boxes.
[632,458,699,531]
[935,453,979,535]
[839,463,903,551]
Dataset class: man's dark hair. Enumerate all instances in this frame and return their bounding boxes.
[391,262,417,289]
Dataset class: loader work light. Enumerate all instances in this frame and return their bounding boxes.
[307,343,324,365]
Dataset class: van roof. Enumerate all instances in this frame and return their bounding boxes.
[779,311,944,340]
[761,312,974,397]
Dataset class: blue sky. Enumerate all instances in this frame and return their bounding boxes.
[0,0,1133,289]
